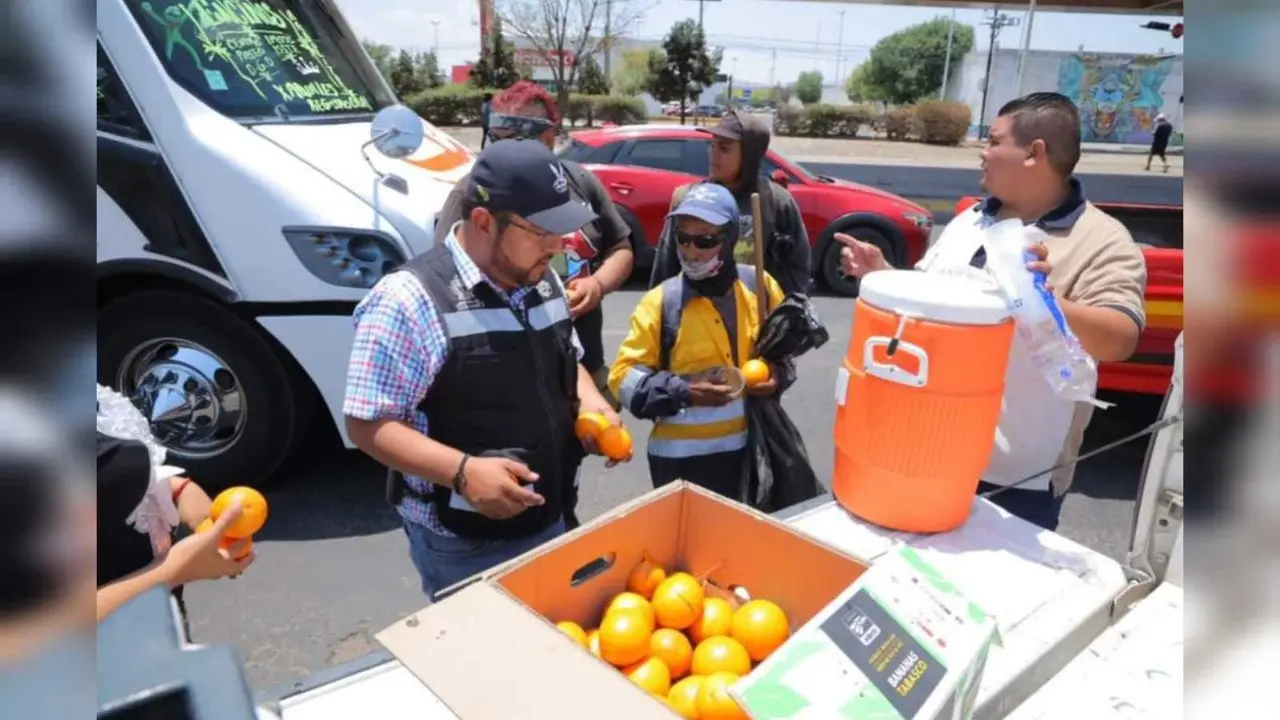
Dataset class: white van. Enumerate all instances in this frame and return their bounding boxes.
[96,0,473,487]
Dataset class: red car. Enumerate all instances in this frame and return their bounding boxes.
[556,125,935,295]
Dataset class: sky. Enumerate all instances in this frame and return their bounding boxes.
[335,0,1183,88]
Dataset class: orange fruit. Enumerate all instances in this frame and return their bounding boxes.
[195,518,215,534]
[555,621,589,648]
[605,592,656,630]
[650,628,693,679]
[689,597,735,644]
[627,556,667,600]
[623,656,672,697]
[586,629,601,657]
[652,572,705,630]
[741,359,771,387]
[598,608,652,667]
[667,675,706,718]
[597,425,632,461]
[219,534,253,560]
[574,412,610,442]
[209,486,268,539]
[696,671,748,719]
[691,636,751,676]
[730,599,791,662]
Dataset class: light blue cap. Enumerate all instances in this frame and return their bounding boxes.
[669,182,737,226]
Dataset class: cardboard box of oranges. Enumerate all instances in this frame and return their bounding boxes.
[376,481,869,719]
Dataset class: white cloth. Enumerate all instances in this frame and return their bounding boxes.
[916,209,1081,491]
[96,385,184,555]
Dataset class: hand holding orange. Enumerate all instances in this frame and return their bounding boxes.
[209,486,268,539]
[195,516,253,560]
[741,359,771,387]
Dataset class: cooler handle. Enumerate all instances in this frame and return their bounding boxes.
[863,336,929,388]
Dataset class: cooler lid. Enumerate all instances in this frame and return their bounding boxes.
[859,269,1010,326]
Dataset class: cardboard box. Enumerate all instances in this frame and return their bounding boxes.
[376,481,869,719]
[732,546,999,720]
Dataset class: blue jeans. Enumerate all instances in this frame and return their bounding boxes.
[402,519,566,601]
[977,481,1065,531]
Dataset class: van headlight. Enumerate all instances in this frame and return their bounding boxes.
[283,227,407,289]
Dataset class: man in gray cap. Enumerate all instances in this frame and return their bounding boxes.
[343,140,625,600]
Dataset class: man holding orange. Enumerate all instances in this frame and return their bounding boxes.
[344,141,626,600]
[611,183,787,497]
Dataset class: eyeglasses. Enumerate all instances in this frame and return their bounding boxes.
[487,112,557,141]
[502,215,558,244]
[675,230,728,249]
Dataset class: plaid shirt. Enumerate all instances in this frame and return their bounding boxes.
[343,227,583,535]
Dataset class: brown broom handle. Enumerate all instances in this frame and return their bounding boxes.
[750,192,767,333]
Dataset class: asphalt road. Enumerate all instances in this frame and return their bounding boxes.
[799,162,1184,207]
[185,286,1163,693]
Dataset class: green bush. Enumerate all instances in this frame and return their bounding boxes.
[841,104,877,135]
[591,95,646,125]
[406,84,491,126]
[913,101,971,146]
[772,105,805,136]
[801,104,850,137]
[880,106,917,141]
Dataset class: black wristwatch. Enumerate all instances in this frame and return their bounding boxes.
[452,454,470,496]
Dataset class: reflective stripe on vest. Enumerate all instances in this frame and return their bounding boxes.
[442,297,571,339]
[618,364,653,409]
[648,431,748,459]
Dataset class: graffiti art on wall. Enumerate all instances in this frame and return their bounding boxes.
[1057,54,1174,144]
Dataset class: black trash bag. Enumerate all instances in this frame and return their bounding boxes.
[741,294,829,512]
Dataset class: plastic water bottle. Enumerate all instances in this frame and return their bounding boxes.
[983,220,1109,408]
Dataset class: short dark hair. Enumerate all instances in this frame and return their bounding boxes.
[997,92,1082,177]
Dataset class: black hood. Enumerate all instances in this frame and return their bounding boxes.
[731,112,772,199]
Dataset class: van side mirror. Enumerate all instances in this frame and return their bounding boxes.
[769,168,789,188]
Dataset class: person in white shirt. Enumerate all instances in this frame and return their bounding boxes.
[835,92,1147,531]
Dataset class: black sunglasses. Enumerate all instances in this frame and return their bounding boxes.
[487,112,557,141]
[675,229,729,249]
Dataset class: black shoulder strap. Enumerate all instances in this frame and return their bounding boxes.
[561,160,592,206]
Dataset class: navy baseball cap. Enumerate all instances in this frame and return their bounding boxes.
[668,182,738,226]
[466,139,597,235]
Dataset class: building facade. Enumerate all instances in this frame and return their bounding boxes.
[944,48,1184,146]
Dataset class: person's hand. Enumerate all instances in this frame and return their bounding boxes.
[566,277,604,318]
[460,456,545,519]
[159,502,254,587]
[1024,242,1055,292]
[688,379,735,407]
[577,402,630,466]
[745,370,779,398]
[834,233,889,278]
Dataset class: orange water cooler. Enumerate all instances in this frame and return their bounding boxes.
[833,270,1015,533]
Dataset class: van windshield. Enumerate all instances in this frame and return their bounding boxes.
[126,0,395,121]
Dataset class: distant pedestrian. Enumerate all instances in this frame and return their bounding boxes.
[1145,113,1173,173]
[479,92,494,149]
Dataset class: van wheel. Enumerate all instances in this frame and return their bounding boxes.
[821,227,895,297]
[97,290,295,492]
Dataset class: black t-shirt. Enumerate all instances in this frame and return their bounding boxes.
[96,433,184,606]
[432,161,632,372]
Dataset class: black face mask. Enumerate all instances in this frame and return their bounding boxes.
[486,112,557,144]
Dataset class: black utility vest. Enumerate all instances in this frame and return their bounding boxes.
[400,244,582,539]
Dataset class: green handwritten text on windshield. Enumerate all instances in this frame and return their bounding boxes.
[141,0,373,115]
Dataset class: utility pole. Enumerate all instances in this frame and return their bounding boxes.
[978,8,1019,139]
[686,0,722,34]
[769,48,776,86]
[1015,0,1038,96]
[940,8,955,99]
[603,0,612,79]
[835,10,846,85]
[431,20,440,56]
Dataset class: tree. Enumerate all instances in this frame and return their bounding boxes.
[389,49,426,98]
[500,0,644,118]
[612,48,656,96]
[646,19,722,124]
[414,51,443,90]
[794,70,823,105]
[576,54,610,94]
[362,39,395,87]
[845,63,886,103]
[861,16,974,105]
[470,16,524,89]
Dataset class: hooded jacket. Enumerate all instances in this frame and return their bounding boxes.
[648,113,812,296]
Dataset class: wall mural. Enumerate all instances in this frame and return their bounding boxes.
[1057,54,1175,144]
